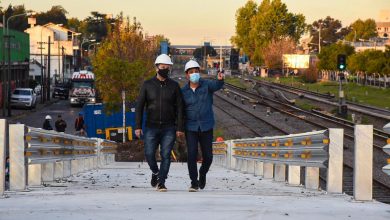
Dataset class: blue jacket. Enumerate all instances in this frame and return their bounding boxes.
[181,78,224,132]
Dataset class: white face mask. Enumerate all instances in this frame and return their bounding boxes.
[189,72,200,83]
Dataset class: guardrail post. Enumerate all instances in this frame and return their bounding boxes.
[235,158,241,171]
[28,164,42,187]
[247,160,255,174]
[354,125,373,201]
[241,159,248,173]
[254,161,263,177]
[0,119,6,195]
[54,162,64,179]
[9,124,27,191]
[288,165,300,186]
[63,161,71,177]
[327,128,344,193]
[274,164,286,182]
[305,167,319,190]
[227,141,236,170]
[42,163,55,182]
[263,163,274,179]
[71,159,79,175]
[79,158,85,172]
[93,157,98,169]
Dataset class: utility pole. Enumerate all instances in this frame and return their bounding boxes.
[6,34,15,117]
[47,36,53,101]
[58,40,60,83]
[318,25,322,53]
[37,41,46,103]
[61,46,65,84]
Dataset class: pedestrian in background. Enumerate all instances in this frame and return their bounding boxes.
[135,54,184,192]
[55,114,67,132]
[181,60,224,192]
[75,112,86,136]
[42,115,53,130]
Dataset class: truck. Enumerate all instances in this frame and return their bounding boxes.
[69,70,97,106]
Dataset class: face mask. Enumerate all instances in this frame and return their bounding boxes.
[189,72,200,83]
[158,68,170,78]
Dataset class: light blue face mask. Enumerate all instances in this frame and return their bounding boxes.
[189,72,200,83]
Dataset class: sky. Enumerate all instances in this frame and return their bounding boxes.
[1,0,390,45]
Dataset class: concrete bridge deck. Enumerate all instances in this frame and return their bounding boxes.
[1,162,389,220]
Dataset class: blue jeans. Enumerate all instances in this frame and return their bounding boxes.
[144,126,176,184]
[185,129,213,185]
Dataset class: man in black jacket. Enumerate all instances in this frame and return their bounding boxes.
[55,114,67,132]
[135,54,184,192]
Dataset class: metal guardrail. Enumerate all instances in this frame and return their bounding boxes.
[214,125,377,201]
[25,127,98,164]
[383,138,390,176]
[213,129,344,194]
[0,120,118,194]
[232,130,329,168]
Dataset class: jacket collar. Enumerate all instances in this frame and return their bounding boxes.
[184,78,204,91]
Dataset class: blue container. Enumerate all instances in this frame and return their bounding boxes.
[82,103,143,141]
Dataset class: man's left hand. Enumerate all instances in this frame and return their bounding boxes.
[217,71,225,80]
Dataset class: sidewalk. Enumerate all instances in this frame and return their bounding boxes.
[0,97,59,123]
[0,162,389,220]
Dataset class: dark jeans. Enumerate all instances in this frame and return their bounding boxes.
[185,129,213,185]
[144,126,176,184]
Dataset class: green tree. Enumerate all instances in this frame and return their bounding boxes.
[309,16,349,52]
[85,11,117,42]
[231,0,257,60]
[345,19,377,42]
[1,4,29,32]
[91,16,156,111]
[317,43,355,70]
[36,5,68,26]
[232,0,306,66]
[348,49,389,75]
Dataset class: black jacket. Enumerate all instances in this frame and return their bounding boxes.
[43,120,53,130]
[136,76,184,131]
[55,119,67,132]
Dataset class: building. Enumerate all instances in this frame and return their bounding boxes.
[25,22,80,85]
[376,10,390,38]
[0,28,30,108]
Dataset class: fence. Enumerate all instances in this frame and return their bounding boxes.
[214,125,376,201]
[319,70,390,88]
[0,119,117,195]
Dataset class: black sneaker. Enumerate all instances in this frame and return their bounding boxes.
[189,182,199,192]
[199,174,206,189]
[151,173,158,187]
[157,183,167,192]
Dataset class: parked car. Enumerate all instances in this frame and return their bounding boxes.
[10,88,37,109]
[52,84,69,99]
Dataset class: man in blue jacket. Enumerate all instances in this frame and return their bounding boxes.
[181,60,224,192]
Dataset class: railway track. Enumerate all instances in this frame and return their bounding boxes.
[251,78,390,121]
[222,82,390,203]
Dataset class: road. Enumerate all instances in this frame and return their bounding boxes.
[8,99,82,135]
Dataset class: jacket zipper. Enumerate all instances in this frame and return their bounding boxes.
[160,84,162,126]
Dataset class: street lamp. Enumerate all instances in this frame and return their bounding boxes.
[4,11,36,117]
[80,39,96,69]
[88,42,100,54]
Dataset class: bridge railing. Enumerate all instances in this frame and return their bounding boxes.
[214,125,378,201]
[214,129,344,193]
[0,120,117,194]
